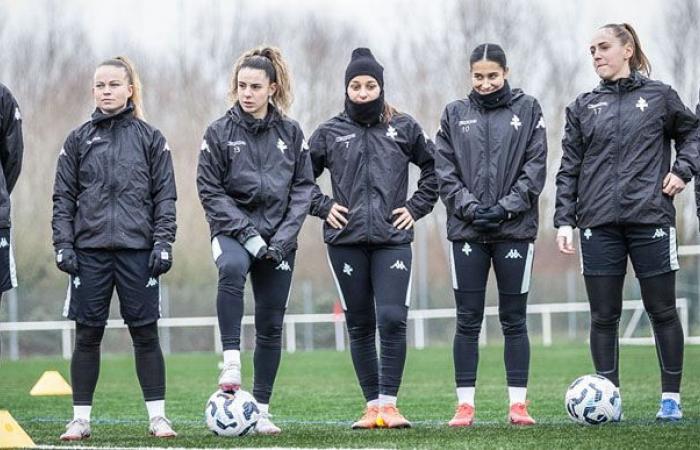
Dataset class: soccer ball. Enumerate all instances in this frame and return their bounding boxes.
[205,389,260,436]
[565,374,621,425]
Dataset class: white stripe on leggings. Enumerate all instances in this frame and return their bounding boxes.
[326,249,347,311]
[669,226,679,270]
[520,243,535,294]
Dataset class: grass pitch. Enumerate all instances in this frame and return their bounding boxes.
[1,344,698,449]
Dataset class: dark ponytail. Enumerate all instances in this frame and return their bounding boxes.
[601,23,651,76]
[469,43,507,70]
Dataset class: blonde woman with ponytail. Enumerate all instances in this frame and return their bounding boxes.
[555,24,699,422]
[53,56,178,440]
[197,46,313,435]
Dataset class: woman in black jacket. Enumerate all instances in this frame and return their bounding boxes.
[197,46,313,435]
[435,43,547,427]
[53,56,177,440]
[555,23,699,422]
[309,48,438,429]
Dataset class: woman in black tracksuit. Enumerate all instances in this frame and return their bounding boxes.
[555,23,699,422]
[435,43,547,427]
[52,56,177,440]
[309,48,438,429]
[197,46,313,435]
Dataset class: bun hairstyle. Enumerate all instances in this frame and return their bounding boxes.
[228,46,293,115]
[601,23,651,76]
[469,43,507,70]
[98,56,144,119]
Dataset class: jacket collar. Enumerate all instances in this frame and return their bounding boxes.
[228,102,280,134]
[594,70,647,94]
[91,102,135,127]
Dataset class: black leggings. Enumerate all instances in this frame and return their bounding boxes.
[450,241,534,388]
[213,235,295,404]
[327,244,412,401]
[586,271,683,392]
[71,322,165,405]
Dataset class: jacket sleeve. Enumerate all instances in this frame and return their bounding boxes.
[149,130,177,245]
[554,101,584,228]
[269,128,314,256]
[434,107,480,221]
[498,100,548,215]
[51,132,80,249]
[308,127,335,219]
[695,95,700,221]
[405,120,439,221]
[0,88,23,194]
[665,86,699,183]
[196,127,258,243]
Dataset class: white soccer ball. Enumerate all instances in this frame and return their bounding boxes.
[565,374,621,425]
[205,389,260,436]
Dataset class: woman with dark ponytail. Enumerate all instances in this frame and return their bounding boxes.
[197,46,313,435]
[308,48,438,429]
[435,43,547,426]
[555,23,699,421]
[53,56,178,439]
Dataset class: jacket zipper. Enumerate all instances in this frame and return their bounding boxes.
[364,127,371,244]
[109,120,116,249]
[614,88,622,224]
[482,110,491,244]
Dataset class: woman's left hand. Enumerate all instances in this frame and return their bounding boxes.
[662,172,686,197]
[392,207,415,230]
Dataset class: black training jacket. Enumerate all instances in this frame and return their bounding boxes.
[197,104,314,257]
[696,94,700,221]
[555,71,699,229]
[0,83,23,228]
[52,104,177,250]
[435,89,547,242]
[309,111,438,246]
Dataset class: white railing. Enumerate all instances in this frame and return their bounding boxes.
[0,299,695,360]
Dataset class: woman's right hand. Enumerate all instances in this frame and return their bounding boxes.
[556,225,575,255]
[326,203,349,229]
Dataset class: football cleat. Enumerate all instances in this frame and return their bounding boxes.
[218,361,241,392]
[377,404,411,429]
[255,412,281,435]
[509,401,536,425]
[149,416,177,438]
[351,405,380,429]
[656,398,682,422]
[60,418,91,441]
[448,403,475,427]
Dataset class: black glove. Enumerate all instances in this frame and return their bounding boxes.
[149,242,173,277]
[472,219,501,232]
[474,205,510,223]
[55,247,79,275]
[266,245,284,265]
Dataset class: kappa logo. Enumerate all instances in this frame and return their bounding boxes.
[59,147,67,157]
[275,261,292,271]
[587,101,608,115]
[652,228,667,239]
[343,263,354,276]
[386,125,398,140]
[0,238,8,248]
[636,97,648,112]
[14,107,21,121]
[163,142,171,152]
[459,119,477,133]
[227,140,246,153]
[200,139,210,152]
[277,139,288,154]
[536,116,546,129]
[584,228,592,240]
[390,260,408,271]
[73,277,81,289]
[505,249,523,259]
[146,277,159,288]
[86,136,102,146]
[302,139,310,151]
[462,242,472,256]
[510,115,522,130]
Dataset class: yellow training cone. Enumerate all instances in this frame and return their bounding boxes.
[29,370,72,396]
[0,410,36,448]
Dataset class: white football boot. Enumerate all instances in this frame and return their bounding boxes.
[218,361,241,392]
[60,418,91,441]
[149,416,177,438]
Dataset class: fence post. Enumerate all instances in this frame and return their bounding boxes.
[542,311,552,346]
[160,283,171,355]
[286,321,296,353]
[62,327,72,360]
[214,325,222,354]
[479,318,487,347]
[7,289,18,360]
[303,282,313,351]
[414,317,425,350]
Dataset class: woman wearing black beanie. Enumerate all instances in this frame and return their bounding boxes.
[435,43,547,426]
[309,47,439,429]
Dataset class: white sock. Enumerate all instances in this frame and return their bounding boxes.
[508,387,527,406]
[379,394,397,406]
[145,400,165,420]
[367,399,379,408]
[73,405,91,422]
[456,387,475,406]
[223,349,240,366]
[258,403,269,415]
[661,392,681,404]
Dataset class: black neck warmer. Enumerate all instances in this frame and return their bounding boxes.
[469,80,512,110]
[345,92,384,126]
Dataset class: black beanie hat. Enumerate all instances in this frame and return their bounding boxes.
[344,48,384,89]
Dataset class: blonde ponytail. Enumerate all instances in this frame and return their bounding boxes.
[228,46,293,115]
[98,56,145,119]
